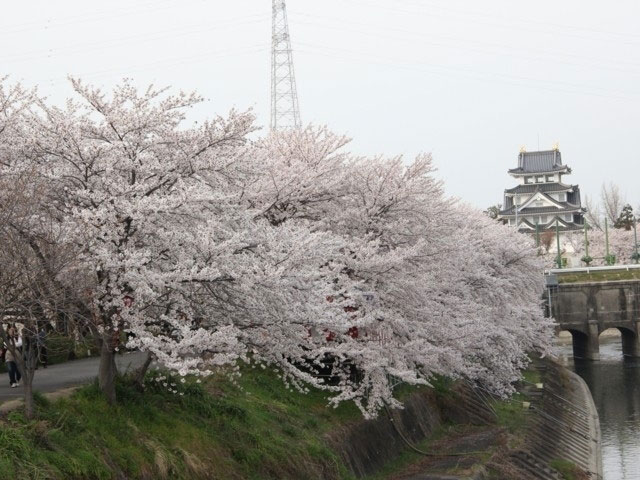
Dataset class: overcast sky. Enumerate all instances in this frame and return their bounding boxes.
[2,0,639,210]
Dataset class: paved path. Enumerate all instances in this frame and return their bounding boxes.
[0,352,147,405]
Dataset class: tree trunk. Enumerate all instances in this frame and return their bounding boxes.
[98,336,117,404]
[23,376,34,419]
[133,351,153,391]
[20,329,37,420]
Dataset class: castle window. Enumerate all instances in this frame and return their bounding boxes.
[546,175,554,182]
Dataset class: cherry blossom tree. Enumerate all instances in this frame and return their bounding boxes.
[0,175,79,418]
[0,79,78,418]
[11,80,263,402]
[4,78,554,416]
[248,127,554,414]
[10,80,364,406]
[568,228,638,265]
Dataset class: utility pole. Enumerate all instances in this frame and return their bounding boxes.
[271,0,301,131]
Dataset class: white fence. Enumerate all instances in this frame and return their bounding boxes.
[545,264,640,275]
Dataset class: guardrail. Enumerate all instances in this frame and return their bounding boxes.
[545,264,640,275]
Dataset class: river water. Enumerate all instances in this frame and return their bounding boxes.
[556,335,640,480]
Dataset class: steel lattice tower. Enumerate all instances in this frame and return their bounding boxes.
[270,0,301,131]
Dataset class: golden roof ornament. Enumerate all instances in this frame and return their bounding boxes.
[519,145,526,153]
[553,142,559,150]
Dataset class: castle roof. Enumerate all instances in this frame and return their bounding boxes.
[504,182,574,195]
[499,205,584,216]
[500,189,582,215]
[516,217,584,232]
[508,149,568,175]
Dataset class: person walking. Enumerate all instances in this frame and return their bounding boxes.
[5,326,22,388]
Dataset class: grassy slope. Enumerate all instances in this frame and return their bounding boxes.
[0,368,361,480]
[557,268,640,283]
[0,364,569,480]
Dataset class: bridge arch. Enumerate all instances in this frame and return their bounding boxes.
[601,326,640,358]
[561,328,599,360]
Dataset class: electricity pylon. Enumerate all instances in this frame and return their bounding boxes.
[270,0,301,131]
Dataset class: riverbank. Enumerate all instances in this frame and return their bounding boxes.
[515,359,602,480]
[384,358,602,480]
[0,359,602,480]
[557,336,640,480]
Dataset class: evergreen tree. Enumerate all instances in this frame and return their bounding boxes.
[484,204,502,220]
[614,204,634,230]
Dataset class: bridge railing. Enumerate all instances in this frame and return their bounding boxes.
[545,264,640,275]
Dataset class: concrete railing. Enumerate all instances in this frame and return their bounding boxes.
[545,264,640,275]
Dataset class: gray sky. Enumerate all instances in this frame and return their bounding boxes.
[2,0,639,210]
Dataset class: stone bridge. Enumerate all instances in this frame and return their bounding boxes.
[548,277,640,360]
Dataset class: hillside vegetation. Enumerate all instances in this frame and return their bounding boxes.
[0,368,362,480]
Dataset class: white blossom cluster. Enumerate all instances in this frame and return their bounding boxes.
[556,228,639,266]
[0,79,553,417]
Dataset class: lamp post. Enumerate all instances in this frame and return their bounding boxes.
[581,220,593,266]
[634,216,639,264]
[605,217,610,260]
[555,218,562,269]
[584,221,589,258]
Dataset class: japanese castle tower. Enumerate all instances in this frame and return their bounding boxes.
[498,147,586,232]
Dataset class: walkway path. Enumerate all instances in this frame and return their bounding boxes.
[0,352,147,405]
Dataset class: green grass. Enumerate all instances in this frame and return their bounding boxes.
[363,423,453,479]
[490,393,529,435]
[522,369,542,386]
[557,269,640,284]
[0,361,545,480]
[549,458,587,480]
[0,367,361,480]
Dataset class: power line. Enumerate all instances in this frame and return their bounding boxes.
[389,0,640,43]
[0,15,269,65]
[288,11,640,76]
[0,0,194,37]
[293,42,640,102]
[341,0,640,45]
[34,45,269,87]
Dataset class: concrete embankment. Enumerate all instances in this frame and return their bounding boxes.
[327,358,602,479]
[513,359,602,480]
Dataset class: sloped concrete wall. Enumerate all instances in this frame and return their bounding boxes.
[327,390,444,478]
[535,360,602,479]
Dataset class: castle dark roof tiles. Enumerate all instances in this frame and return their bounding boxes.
[499,205,583,216]
[504,183,574,195]
[508,149,568,174]
[518,217,584,231]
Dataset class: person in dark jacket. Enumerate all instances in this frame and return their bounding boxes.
[5,326,22,388]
